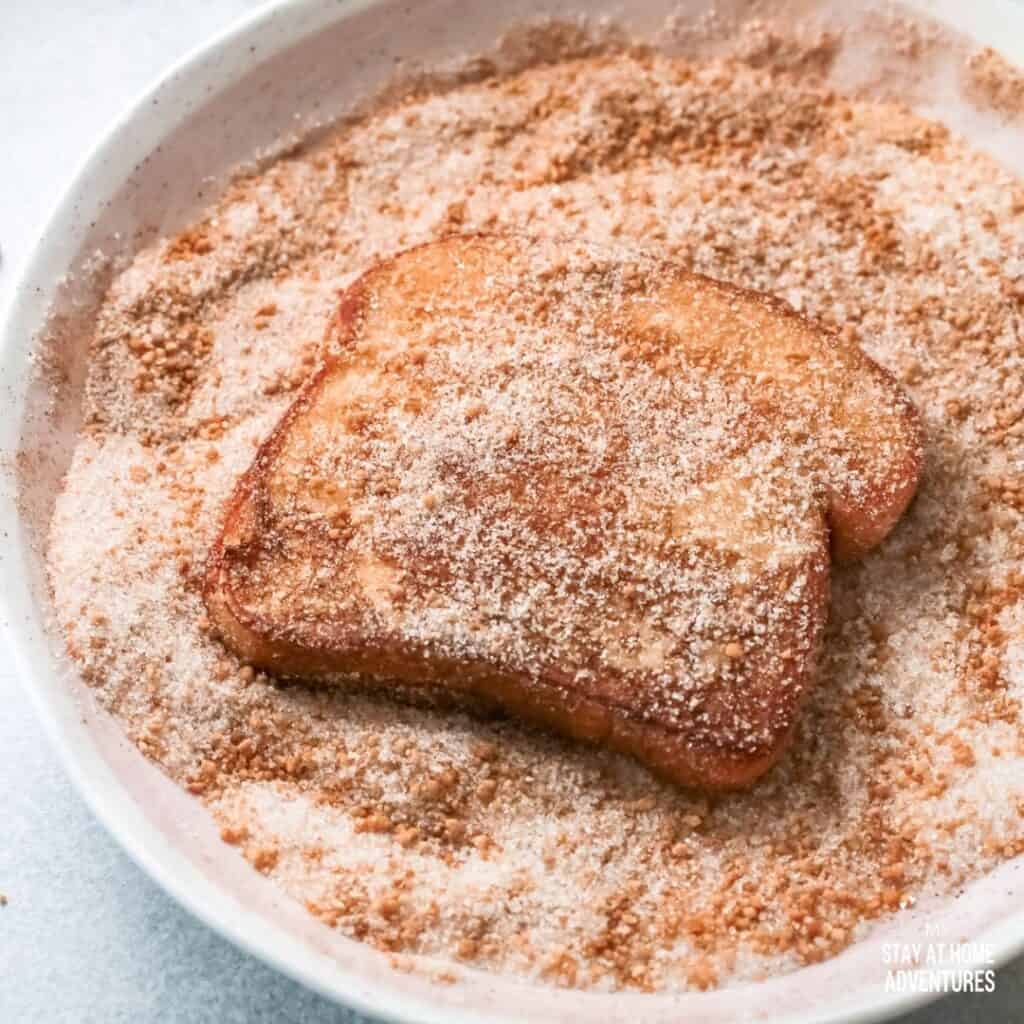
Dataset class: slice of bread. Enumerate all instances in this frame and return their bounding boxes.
[204,234,921,788]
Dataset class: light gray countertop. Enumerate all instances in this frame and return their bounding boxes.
[1,2,1022,1021]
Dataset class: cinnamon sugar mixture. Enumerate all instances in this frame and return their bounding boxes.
[47,21,1024,993]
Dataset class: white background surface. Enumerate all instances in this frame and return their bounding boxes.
[1,2,1023,1021]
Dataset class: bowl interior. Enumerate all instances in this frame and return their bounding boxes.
[3,2,1024,1022]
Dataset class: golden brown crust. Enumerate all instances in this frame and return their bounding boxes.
[204,233,920,789]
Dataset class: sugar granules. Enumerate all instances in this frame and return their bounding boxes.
[47,26,1024,993]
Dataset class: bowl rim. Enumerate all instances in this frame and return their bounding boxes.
[2,1,1024,1022]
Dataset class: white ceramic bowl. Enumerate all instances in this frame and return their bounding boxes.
[3,2,1024,1021]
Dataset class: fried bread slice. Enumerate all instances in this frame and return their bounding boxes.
[205,234,921,788]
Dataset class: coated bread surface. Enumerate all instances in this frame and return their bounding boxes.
[205,234,922,788]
